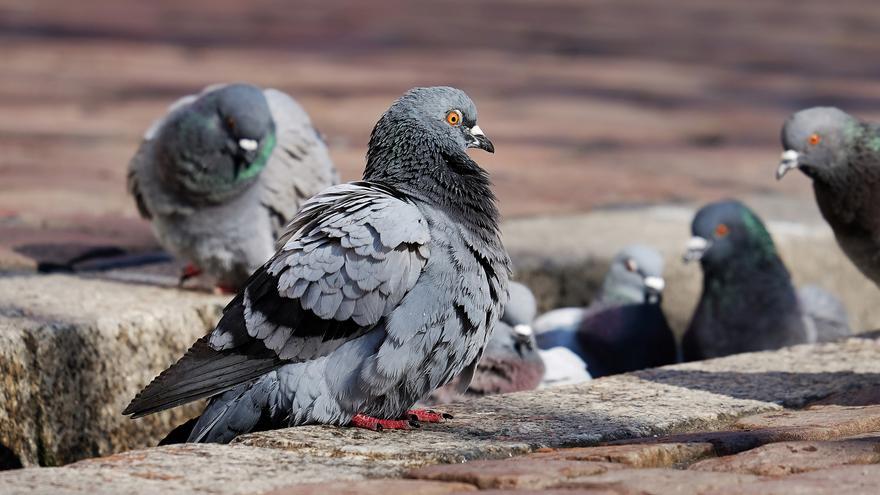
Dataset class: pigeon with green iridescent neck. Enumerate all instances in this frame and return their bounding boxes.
[682,200,850,361]
[128,83,338,290]
[777,107,880,288]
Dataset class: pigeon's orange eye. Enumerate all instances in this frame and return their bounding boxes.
[445,110,462,126]
[715,224,729,237]
[808,133,821,146]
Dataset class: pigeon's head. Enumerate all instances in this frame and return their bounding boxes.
[156,84,277,201]
[365,87,494,181]
[778,107,856,181]
[501,282,537,328]
[683,200,778,270]
[600,244,666,305]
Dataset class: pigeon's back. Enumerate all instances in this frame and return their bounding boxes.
[260,89,339,235]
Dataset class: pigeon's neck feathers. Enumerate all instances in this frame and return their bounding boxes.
[364,119,500,232]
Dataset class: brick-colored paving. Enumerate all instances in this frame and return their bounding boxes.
[4,0,880,265]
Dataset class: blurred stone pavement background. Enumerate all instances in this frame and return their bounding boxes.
[4,0,880,479]
[3,0,880,260]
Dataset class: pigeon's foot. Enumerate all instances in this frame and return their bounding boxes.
[179,264,203,284]
[407,409,453,423]
[350,413,419,431]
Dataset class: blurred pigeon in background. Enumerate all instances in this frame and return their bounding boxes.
[534,244,676,378]
[128,83,338,291]
[682,200,850,361]
[125,86,509,442]
[777,107,880,288]
[425,282,545,404]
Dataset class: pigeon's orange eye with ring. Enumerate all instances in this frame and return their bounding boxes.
[715,224,729,237]
[445,110,462,126]
[808,133,821,146]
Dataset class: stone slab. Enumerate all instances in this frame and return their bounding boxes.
[527,442,715,468]
[714,464,880,495]
[4,338,880,492]
[0,274,227,466]
[689,436,880,476]
[262,480,477,495]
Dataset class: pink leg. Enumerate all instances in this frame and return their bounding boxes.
[350,413,419,431]
[407,409,453,423]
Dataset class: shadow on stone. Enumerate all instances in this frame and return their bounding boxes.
[0,443,23,471]
[633,368,880,408]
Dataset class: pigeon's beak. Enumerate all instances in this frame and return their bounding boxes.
[239,138,259,152]
[683,236,710,263]
[513,324,535,355]
[776,150,800,180]
[467,125,495,153]
[642,276,665,304]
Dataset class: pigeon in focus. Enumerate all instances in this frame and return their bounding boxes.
[425,282,545,404]
[682,200,850,361]
[777,107,880,288]
[125,86,509,443]
[533,244,676,378]
[128,83,338,291]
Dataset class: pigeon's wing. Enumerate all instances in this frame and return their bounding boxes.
[126,93,199,220]
[798,285,851,343]
[123,182,430,417]
[259,89,339,234]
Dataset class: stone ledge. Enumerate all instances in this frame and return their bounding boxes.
[0,275,227,466]
[2,338,879,493]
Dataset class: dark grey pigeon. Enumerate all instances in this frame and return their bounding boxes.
[533,244,676,378]
[681,200,844,361]
[128,83,338,291]
[425,282,545,404]
[125,86,509,442]
[777,107,880,288]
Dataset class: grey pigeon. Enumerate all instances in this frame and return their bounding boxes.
[425,282,545,404]
[682,200,850,361]
[533,244,676,378]
[125,86,509,442]
[128,83,338,290]
[798,284,851,343]
[777,107,880,288]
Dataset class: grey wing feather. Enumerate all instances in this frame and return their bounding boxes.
[259,89,339,234]
[124,182,429,417]
[798,285,851,343]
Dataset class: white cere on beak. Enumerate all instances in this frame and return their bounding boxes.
[683,236,710,263]
[470,125,485,137]
[513,324,534,337]
[239,138,259,151]
[776,149,800,180]
[643,276,666,293]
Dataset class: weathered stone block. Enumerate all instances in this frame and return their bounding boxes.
[0,275,227,466]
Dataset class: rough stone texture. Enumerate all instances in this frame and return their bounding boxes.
[689,436,880,476]
[263,480,477,495]
[3,338,880,492]
[714,464,880,495]
[0,274,227,466]
[506,204,880,334]
[735,405,880,439]
[559,467,764,494]
[527,443,715,468]
[407,459,622,490]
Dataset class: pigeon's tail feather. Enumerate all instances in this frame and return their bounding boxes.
[798,285,851,343]
[123,336,282,418]
[159,417,199,445]
[187,376,277,444]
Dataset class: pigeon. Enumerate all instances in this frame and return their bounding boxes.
[124,86,510,443]
[777,107,880,288]
[681,200,850,361]
[424,282,545,404]
[533,244,676,378]
[128,83,338,290]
